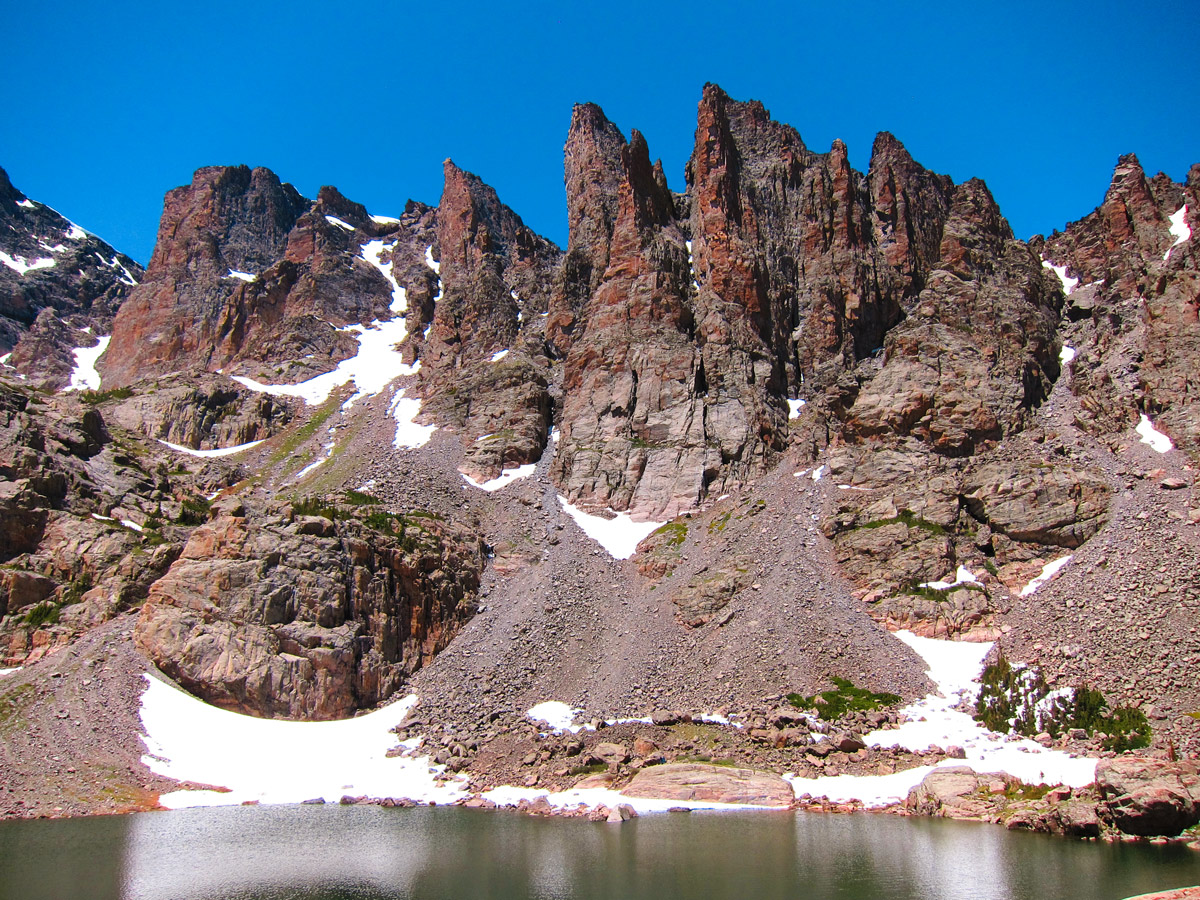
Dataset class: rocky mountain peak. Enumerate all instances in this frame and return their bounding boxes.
[0,167,143,386]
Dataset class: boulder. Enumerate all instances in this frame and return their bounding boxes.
[620,763,793,807]
[906,766,993,820]
[1097,758,1200,837]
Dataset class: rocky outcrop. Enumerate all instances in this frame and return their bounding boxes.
[106,374,292,450]
[420,160,561,483]
[620,762,793,806]
[134,499,485,719]
[1042,155,1200,455]
[0,167,143,387]
[101,166,439,389]
[1096,757,1200,837]
[551,86,1064,519]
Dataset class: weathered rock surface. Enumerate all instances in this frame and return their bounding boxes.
[101,166,437,388]
[420,160,561,483]
[134,500,485,719]
[1042,155,1200,456]
[106,374,292,450]
[905,766,993,819]
[1096,757,1200,836]
[620,762,793,806]
[0,167,143,387]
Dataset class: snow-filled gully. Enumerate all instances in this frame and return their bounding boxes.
[139,630,1098,816]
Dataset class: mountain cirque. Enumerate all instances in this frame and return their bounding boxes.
[1,83,1199,821]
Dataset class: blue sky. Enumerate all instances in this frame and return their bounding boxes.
[4,1,1198,263]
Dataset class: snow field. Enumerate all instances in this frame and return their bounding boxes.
[556,496,665,560]
[461,464,536,492]
[63,335,110,392]
[139,676,467,808]
[158,439,264,458]
[1136,414,1173,453]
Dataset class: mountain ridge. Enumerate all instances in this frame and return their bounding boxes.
[0,84,1197,824]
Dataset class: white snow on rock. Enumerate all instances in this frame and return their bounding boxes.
[389,390,435,449]
[527,701,587,734]
[16,199,35,209]
[0,667,20,678]
[1020,555,1073,597]
[1041,260,1078,295]
[685,239,699,290]
[0,251,56,275]
[225,269,256,282]
[359,239,406,313]
[423,246,440,275]
[122,519,144,533]
[1164,205,1190,260]
[63,335,110,392]
[295,439,334,480]
[1060,344,1076,366]
[810,465,827,482]
[233,314,416,410]
[64,223,87,241]
[324,215,356,232]
[369,214,400,225]
[556,496,664,560]
[919,566,980,591]
[1136,413,1173,453]
[489,349,509,363]
[787,398,806,419]
[158,439,264,458]
[461,464,536,492]
[787,631,1097,806]
[139,675,468,808]
[93,252,139,286]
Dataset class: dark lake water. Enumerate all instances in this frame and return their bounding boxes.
[1,805,1198,900]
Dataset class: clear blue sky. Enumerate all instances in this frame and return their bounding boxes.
[4,1,1198,264]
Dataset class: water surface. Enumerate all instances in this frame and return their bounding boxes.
[2,805,1198,900]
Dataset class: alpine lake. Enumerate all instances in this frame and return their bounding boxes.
[2,804,1199,900]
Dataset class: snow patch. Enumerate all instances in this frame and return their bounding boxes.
[121,519,144,533]
[810,465,826,482]
[225,270,256,282]
[233,313,416,410]
[159,439,264,458]
[423,246,440,274]
[1164,205,1191,260]
[93,252,138,286]
[0,251,56,274]
[1060,344,1076,366]
[324,215,355,232]
[139,675,468,808]
[64,223,87,241]
[489,349,509,363]
[369,214,400,225]
[359,239,406,314]
[556,496,664,560]
[1136,414,1173,453]
[787,398,806,419]
[389,390,436,449]
[63,335,110,392]
[462,464,536,492]
[0,667,20,678]
[527,701,586,734]
[919,566,980,591]
[1020,555,1073,597]
[15,199,35,209]
[1041,260,1078,295]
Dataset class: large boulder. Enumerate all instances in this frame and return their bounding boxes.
[1097,758,1200,837]
[620,762,793,807]
[905,766,993,820]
